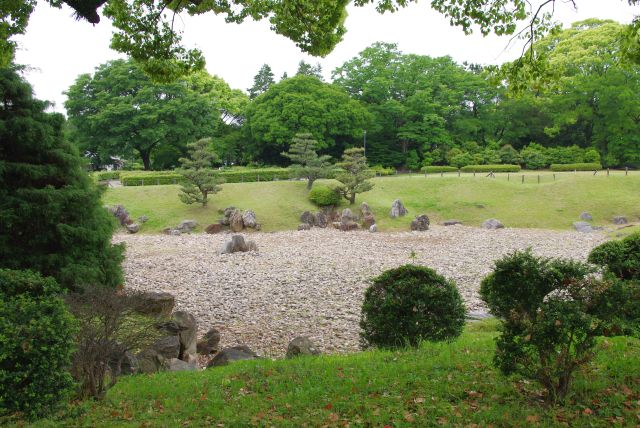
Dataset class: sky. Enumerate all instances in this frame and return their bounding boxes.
[13,0,639,113]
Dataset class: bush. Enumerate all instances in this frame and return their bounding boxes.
[95,171,121,181]
[370,165,395,176]
[360,265,466,348]
[0,269,77,418]
[421,165,458,173]
[120,171,184,186]
[550,163,602,171]
[589,232,640,281]
[309,185,341,206]
[460,164,521,173]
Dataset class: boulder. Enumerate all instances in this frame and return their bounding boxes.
[177,219,197,233]
[298,223,311,231]
[362,213,376,228]
[612,216,628,225]
[205,223,222,234]
[331,221,342,229]
[580,212,593,221]
[369,224,377,233]
[135,292,175,317]
[126,223,140,234]
[197,328,221,355]
[151,336,180,359]
[230,210,244,232]
[482,219,504,230]
[162,228,181,236]
[136,348,166,374]
[341,208,354,223]
[137,215,149,223]
[207,345,259,367]
[340,221,359,232]
[574,221,598,233]
[286,336,320,358]
[172,311,197,364]
[106,343,138,376]
[442,220,463,226]
[110,205,130,226]
[390,199,408,218]
[300,211,315,226]
[314,212,328,228]
[360,202,371,216]
[167,358,197,372]
[220,235,258,254]
[242,210,258,229]
[410,214,430,231]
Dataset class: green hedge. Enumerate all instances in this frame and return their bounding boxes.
[421,166,459,173]
[95,171,121,181]
[219,168,291,183]
[370,165,396,176]
[120,168,293,186]
[550,163,602,171]
[460,164,521,173]
[121,172,184,186]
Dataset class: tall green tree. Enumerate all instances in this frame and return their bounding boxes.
[296,60,323,80]
[335,147,374,205]
[282,133,333,189]
[248,64,276,99]
[0,67,123,290]
[177,138,224,207]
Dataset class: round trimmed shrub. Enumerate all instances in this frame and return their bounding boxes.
[309,185,341,206]
[360,265,466,348]
[0,269,78,418]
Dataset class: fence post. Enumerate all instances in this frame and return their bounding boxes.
[458,170,460,177]
[140,179,143,186]
[626,167,629,176]
[538,175,540,184]
[593,170,597,176]
[553,174,556,181]
[157,178,160,185]
[607,168,610,177]
[473,171,476,177]
[522,175,524,184]
[440,171,443,177]
[507,173,510,181]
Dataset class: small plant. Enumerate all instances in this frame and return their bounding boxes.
[308,185,341,206]
[408,250,418,263]
[360,265,466,348]
[177,138,225,207]
[335,147,375,205]
[0,269,78,418]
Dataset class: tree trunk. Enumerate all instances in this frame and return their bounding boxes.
[349,193,356,205]
[307,178,314,190]
[202,191,208,207]
[139,150,152,170]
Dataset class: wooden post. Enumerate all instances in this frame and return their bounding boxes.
[626,167,629,176]
[441,171,443,177]
[473,171,476,177]
[553,174,556,181]
[538,175,540,184]
[507,173,510,181]
[522,175,524,184]
[593,170,597,176]
[607,168,610,176]
[458,170,460,177]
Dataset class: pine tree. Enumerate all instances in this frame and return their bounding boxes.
[248,64,275,99]
[0,67,123,290]
[281,133,332,189]
[296,60,323,80]
[335,147,374,204]
[177,138,224,207]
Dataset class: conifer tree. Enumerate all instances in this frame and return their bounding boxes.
[335,147,374,204]
[281,133,332,189]
[177,138,224,207]
[248,64,275,99]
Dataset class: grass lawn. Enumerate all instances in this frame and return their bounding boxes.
[103,172,640,233]
[30,321,640,427]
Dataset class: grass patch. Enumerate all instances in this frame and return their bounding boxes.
[29,321,640,427]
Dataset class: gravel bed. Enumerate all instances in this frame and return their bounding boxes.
[115,226,607,358]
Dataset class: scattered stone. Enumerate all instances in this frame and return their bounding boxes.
[298,223,311,231]
[341,208,354,223]
[331,221,342,229]
[207,345,260,367]
[580,212,593,221]
[340,221,358,232]
[151,336,180,359]
[137,215,149,223]
[220,235,258,254]
[410,214,430,231]
[136,348,165,374]
[230,210,244,233]
[573,221,599,233]
[300,211,315,226]
[466,311,494,321]
[172,311,197,364]
[177,220,197,233]
[314,212,328,228]
[390,199,408,218]
[136,292,175,317]
[362,213,376,228]
[197,328,221,355]
[242,210,258,229]
[106,344,138,376]
[442,220,463,226]
[126,223,140,234]
[286,336,320,358]
[167,358,197,372]
[612,216,628,225]
[110,205,130,226]
[360,202,371,216]
[482,219,504,230]
[369,224,377,233]
[170,229,181,236]
[205,223,222,234]
[220,207,237,226]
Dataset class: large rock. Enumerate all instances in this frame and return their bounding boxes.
[340,221,359,232]
[162,228,182,236]
[360,202,371,216]
[314,212,328,228]
[362,213,376,228]
[574,221,599,233]
[172,311,197,364]
[286,336,320,358]
[177,220,197,233]
[205,223,222,234]
[390,199,408,218]
[580,212,593,221]
[137,215,149,223]
[410,214,430,231]
[220,207,237,225]
[167,358,197,372]
[442,220,463,226]
[300,211,315,226]
[110,205,130,226]
[242,210,258,229]
[136,348,166,374]
[151,336,180,359]
[207,345,259,367]
[220,235,258,254]
[197,328,221,355]
[106,343,138,376]
[298,223,311,231]
[369,224,377,233]
[230,210,244,232]
[612,216,628,225]
[482,219,504,230]
[126,223,140,234]
[341,208,354,223]
[135,292,175,317]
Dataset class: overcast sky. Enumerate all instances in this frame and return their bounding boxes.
[14,0,639,113]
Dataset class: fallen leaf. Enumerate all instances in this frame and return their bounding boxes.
[324,403,333,410]
[404,413,415,423]
[583,408,593,415]
[526,414,541,423]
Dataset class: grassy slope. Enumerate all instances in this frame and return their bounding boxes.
[103,173,640,233]
[34,321,640,427]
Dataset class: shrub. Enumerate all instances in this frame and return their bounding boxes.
[370,165,395,176]
[588,232,640,281]
[521,143,549,170]
[120,171,184,186]
[95,171,121,181]
[480,250,624,402]
[309,185,341,206]
[460,164,521,173]
[360,265,466,348]
[421,165,458,173]
[550,163,602,171]
[0,269,77,418]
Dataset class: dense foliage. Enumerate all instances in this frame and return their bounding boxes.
[550,163,602,171]
[308,185,341,207]
[177,138,224,207]
[360,264,466,348]
[0,269,77,417]
[334,148,374,205]
[282,133,333,189]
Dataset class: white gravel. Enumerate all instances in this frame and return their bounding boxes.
[115,226,607,358]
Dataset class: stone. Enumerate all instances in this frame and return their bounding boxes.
[298,223,311,231]
[300,211,315,226]
[360,202,371,216]
[170,229,181,236]
[151,336,180,359]
[362,213,376,228]
[340,221,359,232]
[369,224,377,233]
[177,219,197,233]
[136,348,166,374]
[574,221,597,233]
[135,292,175,317]
[137,215,149,223]
[612,216,628,225]
[580,212,593,221]
[482,219,504,230]
[314,212,328,228]
[331,221,342,229]
[172,311,197,364]
[230,210,244,232]
[242,210,258,228]
[220,207,236,225]
[220,235,258,254]
[167,358,197,372]
[410,214,430,231]
[207,345,259,367]
[286,336,320,358]
[106,343,138,376]
[111,204,130,226]
[126,223,140,234]
[205,223,222,234]
[443,220,463,226]
[390,199,408,218]
[197,328,221,355]
[466,311,494,321]
[341,208,354,223]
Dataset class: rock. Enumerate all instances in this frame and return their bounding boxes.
[135,292,175,317]
[580,212,593,221]
[410,214,430,231]
[360,202,371,216]
[151,336,180,359]
[136,348,166,374]
[340,221,359,232]
[230,210,244,232]
[362,213,376,228]
[205,223,222,234]
[126,223,140,234]
[331,221,342,229]
[207,345,259,367]
[341,208,354,223]
[172,311,197,364]
[300,211,315,226]
[573,221,597,233]
[369,224,377,233]
[137,215,149,223]
[111,205,130,226]
[298,223,311,231]
[242,210,258,229]
[286,336,320,358]
[220,207,237,226]
[197,328,221,355]
[220,235,258,254]
[106,343,138,376]
[612,216,628,225]
[170,229,181,236]
[167,358,197,372]
[390,199,408,218]
[443,220,463,226]
[482,219,504,230]
[177,220,197,233]
[466,311,494,321]
[314,212,328,228]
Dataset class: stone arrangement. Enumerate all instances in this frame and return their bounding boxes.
[220,235,258,254]
[107,204,143,234]
[410,214,430,231]
[163,219,197,235]
[390,199,408,218]
[482,218,504,230]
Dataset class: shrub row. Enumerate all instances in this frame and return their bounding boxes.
[121,172,184,186]
[370,165,396,176]
[94,171,121,181]
[218,168,291,183]
[550,163,602,171]
[421,166,459,173]
[309,185,342,206]
[460,164,521,173]
[120,168,293,186]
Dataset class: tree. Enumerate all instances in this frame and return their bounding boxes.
[177,138,224,207]
[65,59,219,170]
[296,60,323,80]
[0,67,123,290]
[282,133,333,189]
[335,147,374,205]
[248,64,276,99]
